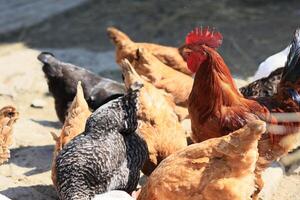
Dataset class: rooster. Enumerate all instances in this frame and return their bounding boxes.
[182,27,300,198]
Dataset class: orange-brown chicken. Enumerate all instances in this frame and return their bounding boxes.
[51,81,92,187]
[120,59,187,175]
[132,48,193,108]
[0,106,19,165]
[138,120,265,200]
[183,27,300,198]
[107,27,191,75]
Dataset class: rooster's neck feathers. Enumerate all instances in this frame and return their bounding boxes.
[189,49,245,123]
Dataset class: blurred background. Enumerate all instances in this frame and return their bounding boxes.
[1,0,300,78]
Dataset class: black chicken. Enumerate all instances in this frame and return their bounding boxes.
[38,52,125,123]
[55,82,148,200]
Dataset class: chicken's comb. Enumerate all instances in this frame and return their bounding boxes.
[185,27,223,48]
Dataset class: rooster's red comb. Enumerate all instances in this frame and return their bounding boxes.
[185,27,223,48]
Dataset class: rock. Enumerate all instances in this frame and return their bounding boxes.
[280,149,300,167]
[31,99,46,108]
[259,162,285,200]
[287,162,300,175]
[0,84,15,98]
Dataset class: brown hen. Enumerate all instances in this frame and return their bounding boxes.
[138,120,265,200]
[107,27,191,75]
[120,59,187,175]
[51,81,92,187]
[0,106,19,165]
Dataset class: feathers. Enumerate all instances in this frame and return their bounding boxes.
[281,28,300,83]
[0,106,19,165]
[287,88,300,105]
[51,81,92,188]
[107,27,191,75]
[253,46,290,81]
[119,59,187,175]
[38,52,125,122]
[185,27,223,48]
[240,67,283,98]
[55,86,147,199]
[138,120,265,200]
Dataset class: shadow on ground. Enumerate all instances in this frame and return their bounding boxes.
[30,119,61,129]
[10,145,54,176]
[1,185,57,200]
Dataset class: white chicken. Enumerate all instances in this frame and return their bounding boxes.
[253,45,290,80]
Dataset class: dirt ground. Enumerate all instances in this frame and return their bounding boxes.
[0,1,300,200]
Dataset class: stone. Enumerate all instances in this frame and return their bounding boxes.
[31,99,46,108]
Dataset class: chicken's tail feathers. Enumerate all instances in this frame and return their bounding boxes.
[38,52,63,77]
[119,58,144,89]
[287,88,300,105]
[119,59,143,99]
[280,29,300,84]
[118,81,143,135]
[75,81,86,105]
[37,52,55,64]
[107,27,132,47]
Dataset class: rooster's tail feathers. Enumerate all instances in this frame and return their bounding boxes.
[281,29,300,83]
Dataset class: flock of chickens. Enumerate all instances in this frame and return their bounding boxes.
[1,26,300,200]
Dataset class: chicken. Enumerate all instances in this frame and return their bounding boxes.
[107,27,191,75]
[182,27,300,198]
[55,83,147,200]
[240,42,294,98]
[38,52,125,123]
[119,59,187,175]
[240,67,283,98]
[131,48,193,119]
[51,81,92,188]
[138,120,265,200]
[253,45,290,80]
[0,106,19,165]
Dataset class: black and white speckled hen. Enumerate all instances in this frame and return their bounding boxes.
[38,52,125,123]
[240,67,283,98]
[55,83,148,200]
